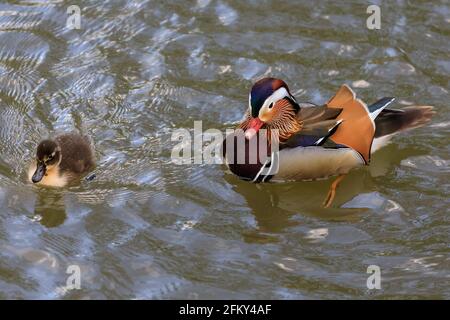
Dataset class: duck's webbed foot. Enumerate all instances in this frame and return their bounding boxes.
[323,174,346,208]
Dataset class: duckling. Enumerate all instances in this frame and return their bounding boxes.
[28,133,95,187]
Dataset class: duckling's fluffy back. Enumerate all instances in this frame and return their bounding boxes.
[55,133,95,175]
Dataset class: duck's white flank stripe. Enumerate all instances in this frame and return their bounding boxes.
[252,158,270,183]
[261,152,277,182]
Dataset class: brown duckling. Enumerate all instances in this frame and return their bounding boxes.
[28,133,95,187]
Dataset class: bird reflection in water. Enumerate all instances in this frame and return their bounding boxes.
[33,188,67,228]
[225,168,378,242]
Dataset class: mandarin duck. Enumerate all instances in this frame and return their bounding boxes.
[223,78,434,207]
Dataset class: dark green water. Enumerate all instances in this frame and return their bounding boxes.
[0,0,448,299]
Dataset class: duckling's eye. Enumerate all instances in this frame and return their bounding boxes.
[268,102,274,109]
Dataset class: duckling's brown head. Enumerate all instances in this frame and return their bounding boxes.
[32,140,61,183]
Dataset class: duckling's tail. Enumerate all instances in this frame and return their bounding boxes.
[374,105,435,138]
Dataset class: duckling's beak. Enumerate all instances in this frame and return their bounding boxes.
[32,163,46,183]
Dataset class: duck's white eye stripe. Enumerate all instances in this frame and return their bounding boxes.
[261,87,289,111]
[271,87,289,101]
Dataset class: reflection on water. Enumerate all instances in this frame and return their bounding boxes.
[0,0,449,299]
[34,189,67,228]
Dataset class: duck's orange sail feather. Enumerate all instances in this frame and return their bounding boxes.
[326,85,375,164]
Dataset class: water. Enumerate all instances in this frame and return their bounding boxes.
[0,0,448,299]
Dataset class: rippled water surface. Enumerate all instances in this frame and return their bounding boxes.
[0,0,449,299]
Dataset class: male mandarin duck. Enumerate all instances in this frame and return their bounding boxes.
[222,77,434,207]
[28,132,95,187]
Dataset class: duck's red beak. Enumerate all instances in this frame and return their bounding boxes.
[245,117,265,140]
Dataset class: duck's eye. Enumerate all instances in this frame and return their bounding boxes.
[268,102,274,109]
